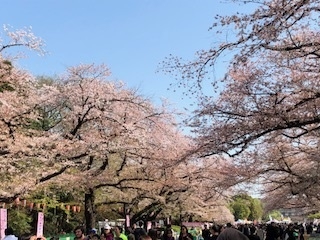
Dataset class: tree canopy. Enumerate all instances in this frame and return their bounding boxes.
[162,0,320,211]
[229,193,263,221]
[0,25,235,230]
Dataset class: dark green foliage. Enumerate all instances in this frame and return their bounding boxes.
[7,207,32,237]
[26,76,62,131]
[230,201,250,220]
[229,193,263,221]
[27,107,62,131]
[18,186,85,236]
[308,212,320,219]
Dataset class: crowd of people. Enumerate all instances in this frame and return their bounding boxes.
[71,221,320,240]
[3,221,320,240]
[200,222,320,240]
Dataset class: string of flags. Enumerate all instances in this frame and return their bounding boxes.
[0,198,81,212]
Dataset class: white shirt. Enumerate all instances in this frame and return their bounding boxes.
[3,235,18,240]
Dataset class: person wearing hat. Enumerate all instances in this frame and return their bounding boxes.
[102,224,114,240]
[87,228,98,240]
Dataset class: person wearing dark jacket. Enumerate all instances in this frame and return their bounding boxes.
[265,222,280,240]
[202,225,211,240]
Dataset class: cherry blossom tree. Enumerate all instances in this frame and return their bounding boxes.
[0,24,45,56]
[162,0,320,210]
[37,63,235,225]
[28,63,201,228]
[0,25,228,227]
[0,25,236,227]
[0,25,193,215]
[0,25,48,201]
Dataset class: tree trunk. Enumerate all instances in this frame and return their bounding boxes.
[85,188,96,234]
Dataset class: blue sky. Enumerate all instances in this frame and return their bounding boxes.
[1,0,251,112]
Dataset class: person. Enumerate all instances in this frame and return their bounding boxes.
[100,233,106,240]
[133,221,146,240]
[114,226,128,240]
[3,228,18,240]
[248,230,260,240]
[216,227,249,240]
[298,224,304,240]
[140,235,152,240]
[88,229,98,240]
[242,224,250,238]
[178,226,193,240]
[305,223,313,240]
[91,235,100,240]
[265,222,280,240]
[208,225,220,240]
[148,229,158,240]
[202,225,211,240]
[256,225,265,240]
[284,224,298,240]
[74,226,87,240]
[162,229,175,240]
[226,223,232,228]
[306,223,313,235]
[20,234,46,240]
[29,236,47,240]
[125,227,135,240]
[103,224,114,240]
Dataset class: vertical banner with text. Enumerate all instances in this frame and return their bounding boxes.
[36,212,44,237]
[0,209,7,240]
[125,214,130,227]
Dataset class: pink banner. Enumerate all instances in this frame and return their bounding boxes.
[125,215,130,227]
[36,212,44,237]
[0,209,7,240]
[147,221,152,230]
